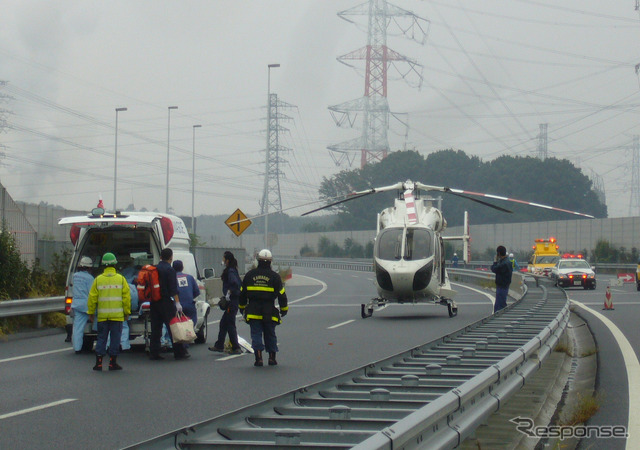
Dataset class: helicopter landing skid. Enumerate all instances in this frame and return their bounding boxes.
[361,299,386,319]
[440,298,458,318]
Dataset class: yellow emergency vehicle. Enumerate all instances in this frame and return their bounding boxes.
[527,237,560,276]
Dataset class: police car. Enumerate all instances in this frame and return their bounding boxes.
[550,256,596,290]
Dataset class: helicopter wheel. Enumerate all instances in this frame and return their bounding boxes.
[361,304,373,319]
[447,302,458,318]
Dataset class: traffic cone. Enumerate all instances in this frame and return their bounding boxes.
[603,285,614,310]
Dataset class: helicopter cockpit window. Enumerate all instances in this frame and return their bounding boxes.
[405,228,432,260]
[376,228,403,260]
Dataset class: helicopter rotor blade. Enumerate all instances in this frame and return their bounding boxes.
[301,191,375,216]
[444,189,513,213]
[445,187,595,219]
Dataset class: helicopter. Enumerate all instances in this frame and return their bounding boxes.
[302,180,594,319]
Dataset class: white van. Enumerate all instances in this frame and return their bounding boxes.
[58,207,212,351]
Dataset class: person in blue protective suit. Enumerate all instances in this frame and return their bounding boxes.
[491,245,513,313]
[71,257,95,353]
[173,260,199,327]
[209,251,242,355]
[452,253,459,268]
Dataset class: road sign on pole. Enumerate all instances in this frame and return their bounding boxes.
[225,209,252,237]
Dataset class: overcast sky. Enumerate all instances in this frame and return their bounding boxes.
[2,0,640,220]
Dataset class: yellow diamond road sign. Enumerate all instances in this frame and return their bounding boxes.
[225,209,251,237]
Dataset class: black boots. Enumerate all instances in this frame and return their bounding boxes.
[93,355,103,371]
[254,350,263,367]
[109,356,122,371]
[254,351,277,366]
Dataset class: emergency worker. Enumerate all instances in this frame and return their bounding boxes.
[173,260,199,327]
[209,251,242,354]
[452,253,459,268]
[71,257,94,353]
[508,253,520,272]
[149,248,190,361]
[87,253,131,371]
[239,249,288,366]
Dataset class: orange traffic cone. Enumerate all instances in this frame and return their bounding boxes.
[603,285,614,310]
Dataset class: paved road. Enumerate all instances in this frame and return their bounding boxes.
[0,268,494,449]
[559,277,640,450]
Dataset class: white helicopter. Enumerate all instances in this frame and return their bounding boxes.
[303,180,594,319]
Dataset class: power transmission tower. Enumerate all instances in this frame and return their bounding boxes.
[328,0,429,168]
[260,93,292,216]
[536,123,548,160]
[630,135,640,216]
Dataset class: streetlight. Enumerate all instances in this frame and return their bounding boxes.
[166,106,178,213]
[191,124,202,233]
[264,63,280,248]
[114,107,127,211]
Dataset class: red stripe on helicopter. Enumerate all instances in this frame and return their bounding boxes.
[404,190,418,224]
[448,189,594,218]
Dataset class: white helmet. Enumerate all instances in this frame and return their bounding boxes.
[257,249,273,261]
[78,256,93,267]
[453,253,457,256]
[509,253,514,258]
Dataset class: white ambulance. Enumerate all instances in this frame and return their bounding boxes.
[58,207,211,351]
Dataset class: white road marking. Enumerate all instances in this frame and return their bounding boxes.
[0,347,71,364]
[328,320,355,329]
[451,282,495,308]
[0,399,77,420]
[351,275,359,278]
[217,354,244,361]
[570,299,640,450]
[289,276,327,305]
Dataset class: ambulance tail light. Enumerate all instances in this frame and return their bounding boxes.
[160,216,174,245]
[65,296,72,315]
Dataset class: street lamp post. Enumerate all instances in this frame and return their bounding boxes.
[166,106,178,213]
[191,124,202,234]
[114,107,127,211]
[264,63,280,249]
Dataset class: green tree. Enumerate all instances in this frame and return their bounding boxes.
[317,150,607,230]
[0,226,31,299]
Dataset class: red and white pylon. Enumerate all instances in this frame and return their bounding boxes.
[603,285,614,310]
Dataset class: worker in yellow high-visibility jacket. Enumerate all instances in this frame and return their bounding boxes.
[88,252,131,372]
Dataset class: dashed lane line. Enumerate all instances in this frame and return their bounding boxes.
[0,347,71,364]
[0,399,77,420]
[570,299,640,450]
[328,320,355,329]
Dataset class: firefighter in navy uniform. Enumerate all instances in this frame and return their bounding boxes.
[239,249,288,367]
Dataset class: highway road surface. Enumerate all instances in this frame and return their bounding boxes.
[0,268,494,449]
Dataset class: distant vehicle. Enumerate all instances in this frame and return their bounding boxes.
[528,237,561,276]
[58,207,214,351]
[551,257,596,289]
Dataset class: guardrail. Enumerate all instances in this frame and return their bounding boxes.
[0,296,65,327]
[128,263,568,449]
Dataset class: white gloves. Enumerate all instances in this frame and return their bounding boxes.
[175,302,183,313]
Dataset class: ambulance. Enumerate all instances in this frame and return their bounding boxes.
[58,207,212,351]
